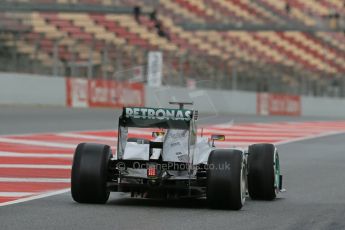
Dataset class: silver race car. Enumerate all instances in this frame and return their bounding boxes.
[71,102,283,210]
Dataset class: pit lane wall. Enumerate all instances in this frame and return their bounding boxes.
[256,93,301,116]
[66,78,144,108]
[302,96,345,117]
[0,72,66,106]
[144,86,257,115]
[144,86,345,117]
[1,73,345,118]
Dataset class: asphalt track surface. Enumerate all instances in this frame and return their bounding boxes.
[2,105,345,135]
[1,106,345,230]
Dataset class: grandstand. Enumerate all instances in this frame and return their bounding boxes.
[0,0,344,96]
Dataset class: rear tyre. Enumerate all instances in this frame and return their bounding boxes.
[71,143,112,204]
[207,149,246,210]
[247,143,279,200]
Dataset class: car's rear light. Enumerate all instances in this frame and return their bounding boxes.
[147,165,157,177]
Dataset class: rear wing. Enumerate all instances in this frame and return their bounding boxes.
[119,107,196,129]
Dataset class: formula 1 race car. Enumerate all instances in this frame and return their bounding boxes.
[71,102,283,210]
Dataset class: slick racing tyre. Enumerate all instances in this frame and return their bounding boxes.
[71,143,112,204]
[207,149,246,210]
[247,143,280,200]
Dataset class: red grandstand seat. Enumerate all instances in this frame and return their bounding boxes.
[89,14,107,22]
[71,32,93,41]
[40,13,59,21]
[49,20,71,28]
[26,32,41,40]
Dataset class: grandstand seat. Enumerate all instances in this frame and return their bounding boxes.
[0,0,343,83]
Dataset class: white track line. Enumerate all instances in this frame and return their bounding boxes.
[207,124,338,133]
[0,151,73,158]
[149,126,316,134]
[216,142,260,147]
[58,133,285,145]
[65,128,315,139]
[0,192,34,197]
[0,164,71,169]
[200,130,303,137]
[0,177,70,183]
[275,131,345,146]
[0,189,70,207]
[220,136,285,140]
[56,133,117,141]
[1,126,345,208]
[0,137,75,149]
[205,127,326,134]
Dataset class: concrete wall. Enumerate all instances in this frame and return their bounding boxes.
[302,96,345,117]
[145,86,345,118]
[0,73,344,118]
[0,73,66,106]
[145,86,256,115]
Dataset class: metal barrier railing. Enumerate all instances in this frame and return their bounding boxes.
[0,32,344,97]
